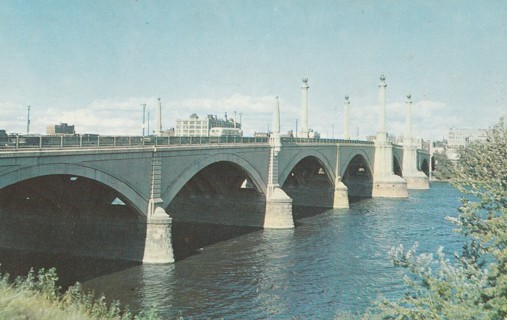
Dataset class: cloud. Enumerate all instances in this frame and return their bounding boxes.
[307,98,472,141]
[0,94,282,136]
[176,94,276,114]
[0,102,29,134]
[0,95,501,141]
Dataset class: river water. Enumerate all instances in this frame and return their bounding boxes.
[1,182,464,319]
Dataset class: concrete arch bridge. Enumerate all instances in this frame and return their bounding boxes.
[0,138,430,263]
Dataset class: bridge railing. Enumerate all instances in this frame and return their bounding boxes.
[0,135,271,150]
[280,137,374,145]
[0,134,377,151]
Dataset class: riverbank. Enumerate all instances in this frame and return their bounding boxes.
[0,268,158,320]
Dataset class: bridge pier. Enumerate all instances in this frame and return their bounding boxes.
[372,75,408,198]
[402,94,429,190]
[264,97,294,229]
[372,135,409,198]
[333,142,349,209]
[142,206,174,264]
[403,144,430,189]
[372,178,408,197]
[142,151,175,264]
[405,174,430,189]
[264,187,294,228]
[333,177,349,208]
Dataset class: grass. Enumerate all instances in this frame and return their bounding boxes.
[0,267,160,320]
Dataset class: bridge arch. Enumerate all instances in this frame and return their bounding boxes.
[279,150,335,188]
[338,149,374,178]
[421,159,430,177]
[279,152,336,207]
[393,155,403,177]
[163,153,267,207]
[163,153,268,227]
[342,153,374,198]
[0,163,147,216]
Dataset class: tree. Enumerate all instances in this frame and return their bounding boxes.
[367,119,507,319]
[432,151,454,181]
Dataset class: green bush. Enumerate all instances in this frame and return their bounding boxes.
[0,267,159,320]
[432,151,454,181]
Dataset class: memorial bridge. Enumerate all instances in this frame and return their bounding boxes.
[0,76,431,263]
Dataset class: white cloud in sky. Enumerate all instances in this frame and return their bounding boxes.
[3,92,496,142]
[1,95,280,136]
[309,98,456,141]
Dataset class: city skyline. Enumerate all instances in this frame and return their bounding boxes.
[1,1,505,140]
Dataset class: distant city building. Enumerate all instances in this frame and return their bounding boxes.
[443,127,487,162]
[160,128,175,137]
[175,113,240,137]
[305,129,320,139]
[47,123,75,135]
[0,129,7,145]
[433,140,448,148]
[447,127,487,149]
[284,130,294,138]
[419,138,431,152]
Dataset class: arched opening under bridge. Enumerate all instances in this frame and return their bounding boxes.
[0,174,145,272]
[393,156,403,177]
[167,161,264,260]
[282,156,334,208]
[342,154,373,199]
[421,159,430,177]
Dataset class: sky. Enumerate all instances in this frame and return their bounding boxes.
[1,1,506,140]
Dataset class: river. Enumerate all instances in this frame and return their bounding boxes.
[0,182,464,318]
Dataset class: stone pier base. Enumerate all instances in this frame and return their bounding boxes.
[333,181,349,209]
[142,207,175,264]
[372,176,409,198]
[405,173,430,190]
[264,188,294,229]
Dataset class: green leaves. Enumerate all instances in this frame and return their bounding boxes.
[0,267,160,320]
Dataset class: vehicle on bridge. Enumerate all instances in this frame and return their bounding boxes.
[209,127,243,137]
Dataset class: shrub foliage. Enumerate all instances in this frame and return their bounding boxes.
[0,267,159,320]
[432,151,454,181]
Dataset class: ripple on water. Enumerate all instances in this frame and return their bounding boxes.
[1,182,464,319]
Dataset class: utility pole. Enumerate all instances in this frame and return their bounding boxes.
[142,104,146,137]
[155,98,162,136]
[300,77,309,137]
[27,105,31,134]
[147,111,150,135]
[343,96,350,139]
[377,74,387,138]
